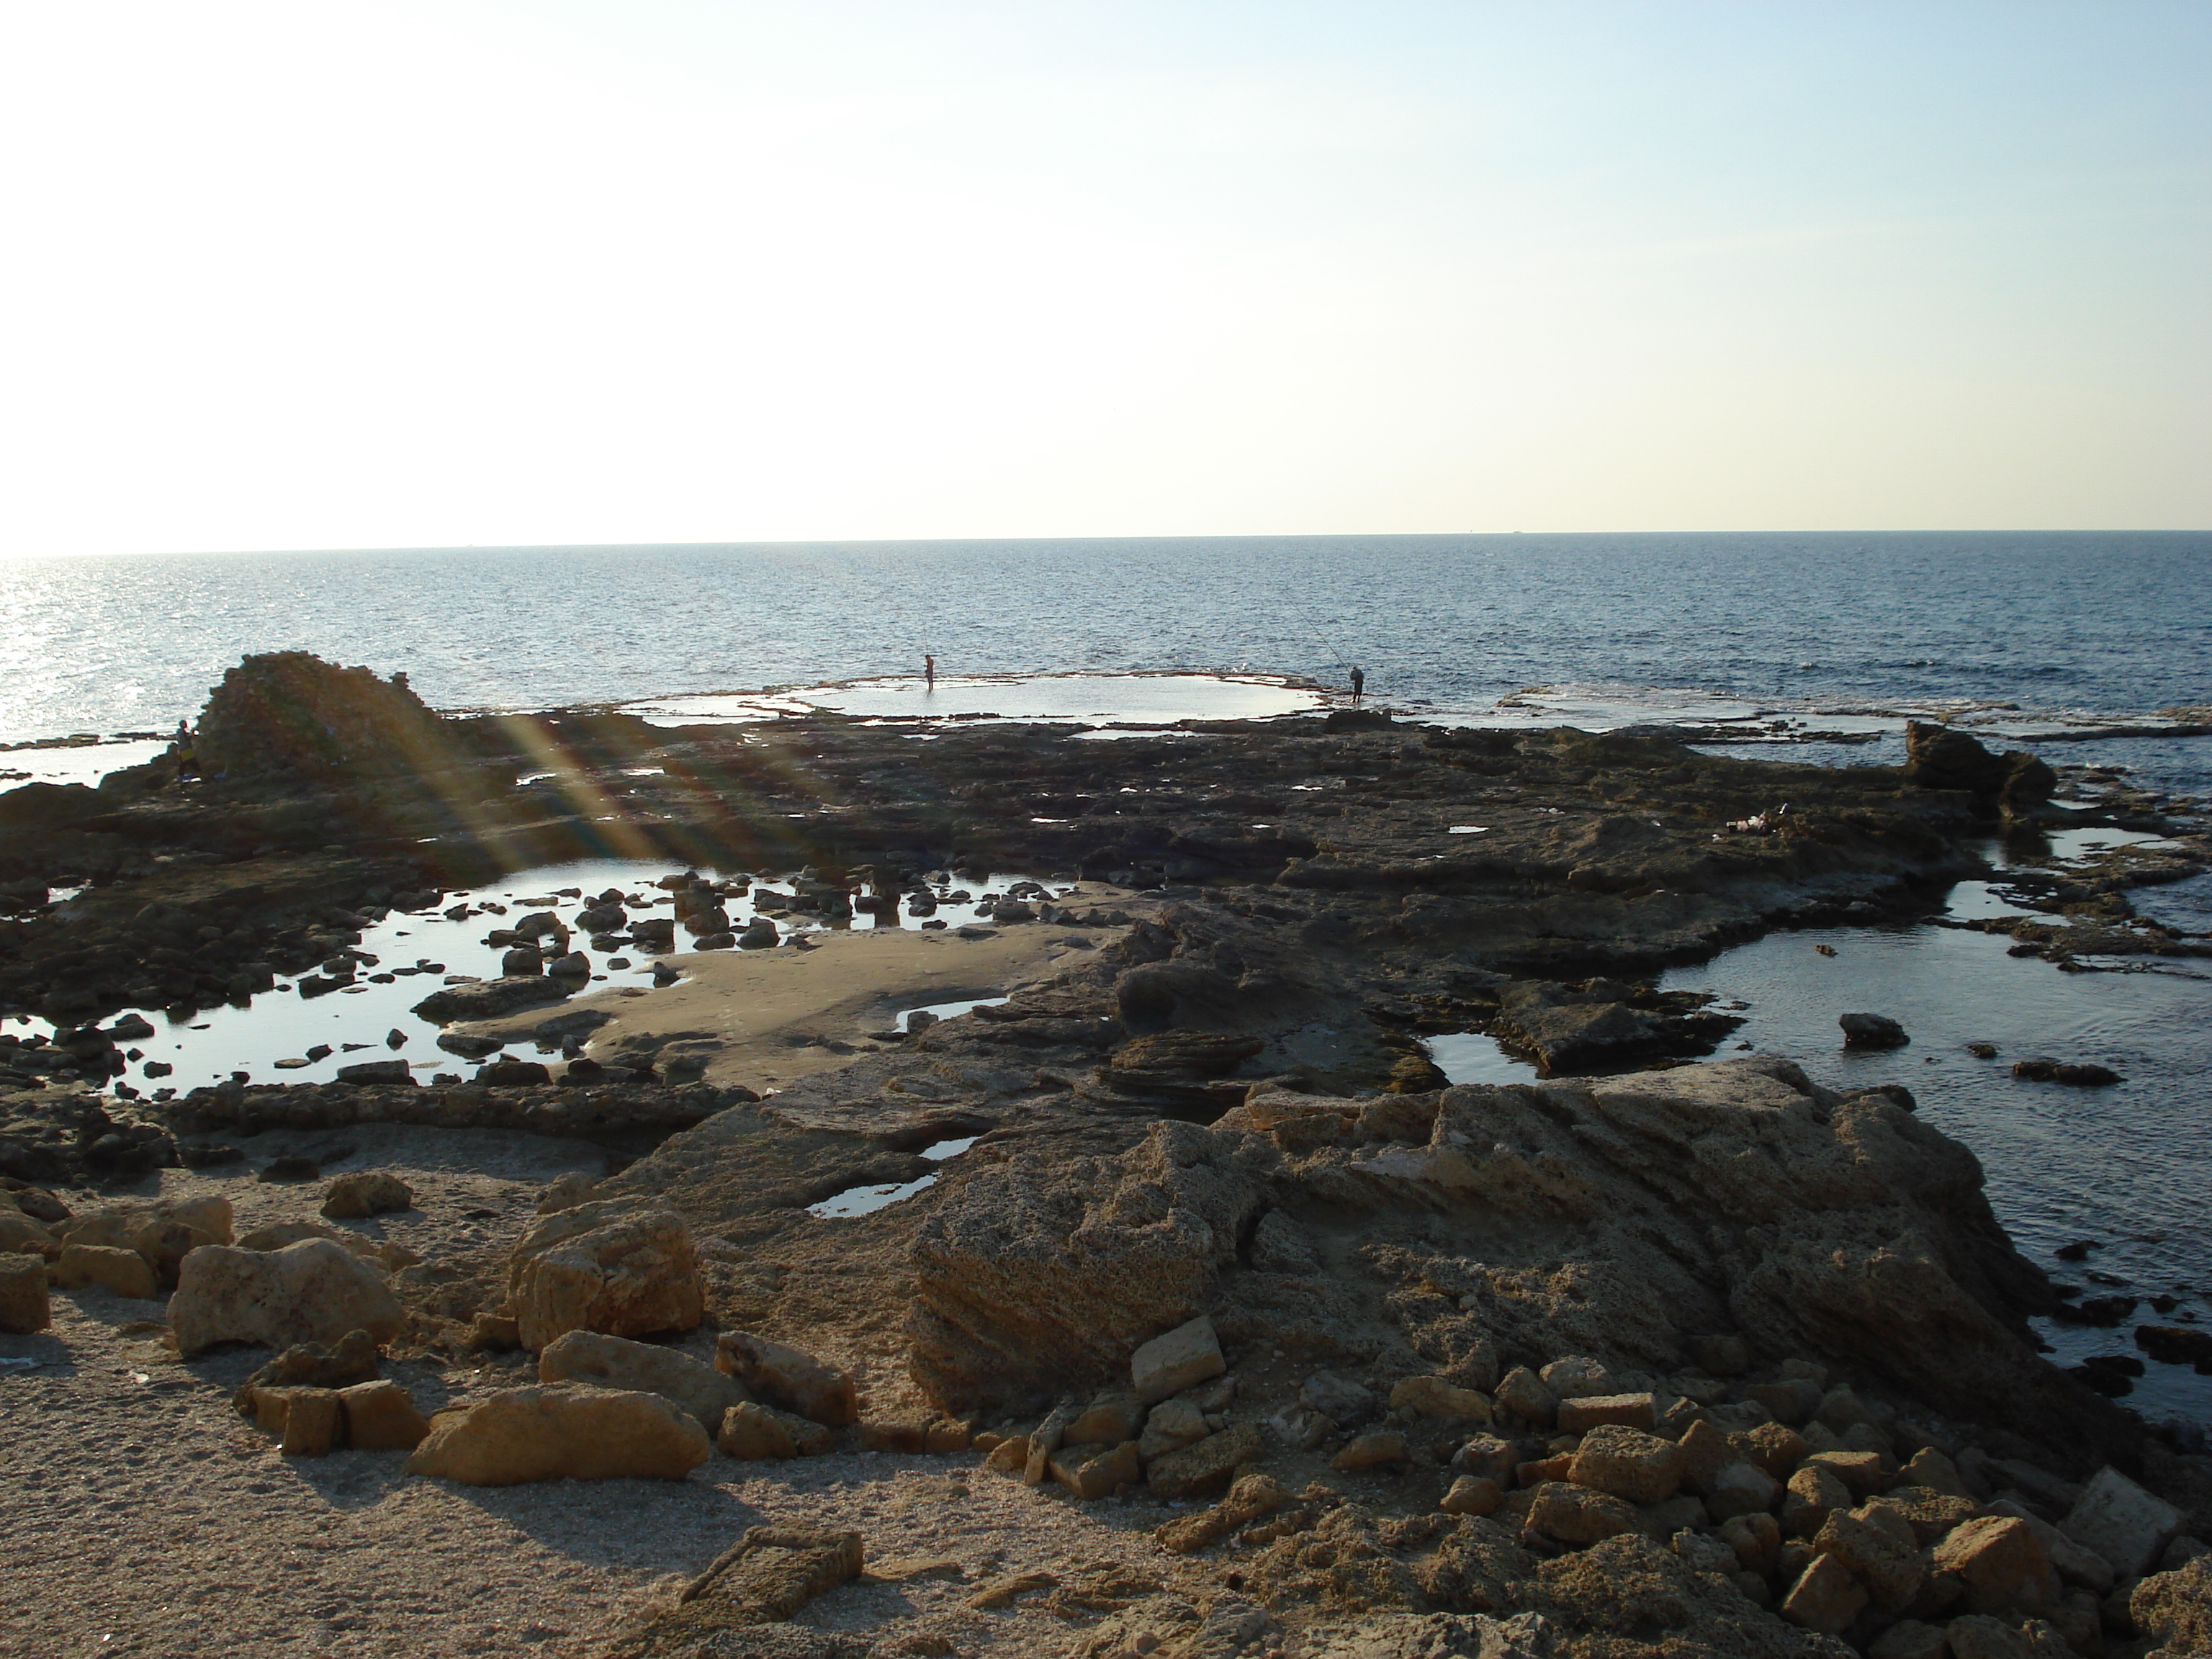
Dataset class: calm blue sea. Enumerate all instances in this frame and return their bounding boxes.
[3,531,2208,759]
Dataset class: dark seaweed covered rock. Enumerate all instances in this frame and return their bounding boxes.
[196,652,444,783]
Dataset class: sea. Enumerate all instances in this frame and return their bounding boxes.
[2,532,2208,1427]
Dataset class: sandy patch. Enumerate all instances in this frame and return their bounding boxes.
[458,902,1130,1094]
[0,1117,1213,1659]
[1,1306,1199,1659]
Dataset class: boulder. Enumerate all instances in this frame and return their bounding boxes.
[1784,1465,1852,1539]
[716,1400,835,1460]
[233,1220,417,1272]
[1528,1481,1640,1545]
[1450,1434,1521,1485]
[0,1256,49,1332]
[538,1329,745,1431]
[505,1198,703,1354]
[2129,1557,2212,1656]
[1902,723,2054,814]
[333,1059,413,1087]
[2059,1465,2182,1578]
[1491,1367,1556,1429]
[1555,1391,1656,1434]
[1705,1460,1782,1520]
[1933,1516,2059,1617]
[1051,1439,1142,1500]
[1156,1473,1291,1553]
[405,1382,711,1483]
[1780,1551,1868,1635]
[1840,1012,1910,1051]
[411,975,570,1025]
[52,1242,158,1299]
[0,1210,59,1259]
[1441,1475,1503,1516]
[232,1328,382,1415]
[57,1196,232,1288]
[1388,1375,1493,1424]
[1814,1502,1924,1611]
[1491,981,1668,1071]
[1130,1315,1226,1403]
[1146,1423,1263,1501]
[1566,1424,1686,1503]
[321,1173,413,1218]
[714,1331,858,1427]
[1139,1399,1213,1462]
[907,1119,1264,1410]
[1331,1431,1410,1472]
[1066,1393,1146,1447]
[276,1388,344,1457]
[192,650,444,782]
[168,1238,403,1357]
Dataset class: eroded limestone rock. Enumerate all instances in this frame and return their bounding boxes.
[506,1198,703,1354]
[169,1238,402,1357]
[405,1382,710,1484]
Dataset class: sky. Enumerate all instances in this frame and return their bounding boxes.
[0,1,2206,554]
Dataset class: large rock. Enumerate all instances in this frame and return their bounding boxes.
[945,1056,2128,1464]
[907,1119,1268,1410]
[0,1256,49,1332]
[412,976,571,1025]
[321,1173,413,1218]
[168,1238,403,1357]
[1566,1424,1685,1503]
[58,1196,233,1289]
[1130,1315,1226,1403]
[2059,1465,2182,1578]
[341,1379,430,1450]
[714,1331,857,1426]
[1146,1422,1262,1500]
[1902,722,2054,814]
[2129,1557,2212,1656]
[194,650,446,782]
[505,1198,703,1354]
[538,1329,745,1431]
[1491,981,1668,1072]
[716,1401,834,1460]
[52,1243,158,1298]
[1932,1516,2059,1617]
[232,1328,382,1415]
[405,1382,711,1484]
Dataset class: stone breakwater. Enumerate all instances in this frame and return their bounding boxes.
[1,653,2209,1658]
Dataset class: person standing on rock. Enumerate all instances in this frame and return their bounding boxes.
[174,720,198,785]
[924,655,936,692]
[1349,666,1365,702]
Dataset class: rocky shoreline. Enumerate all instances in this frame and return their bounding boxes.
[3,652,2209,1659]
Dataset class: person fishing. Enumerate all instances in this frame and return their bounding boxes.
[924,654,936,691]
[1349,666,1365,701]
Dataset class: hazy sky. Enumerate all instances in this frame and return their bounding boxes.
[2,1,2205,553]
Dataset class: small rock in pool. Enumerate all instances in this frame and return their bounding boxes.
[2011,1057,2123,1085]
[1838,1012,1908,1050]
[1966,1041,1998,1058]
[2055,1240,2098,1261]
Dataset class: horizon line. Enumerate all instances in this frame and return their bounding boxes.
[9,526,2211,561]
